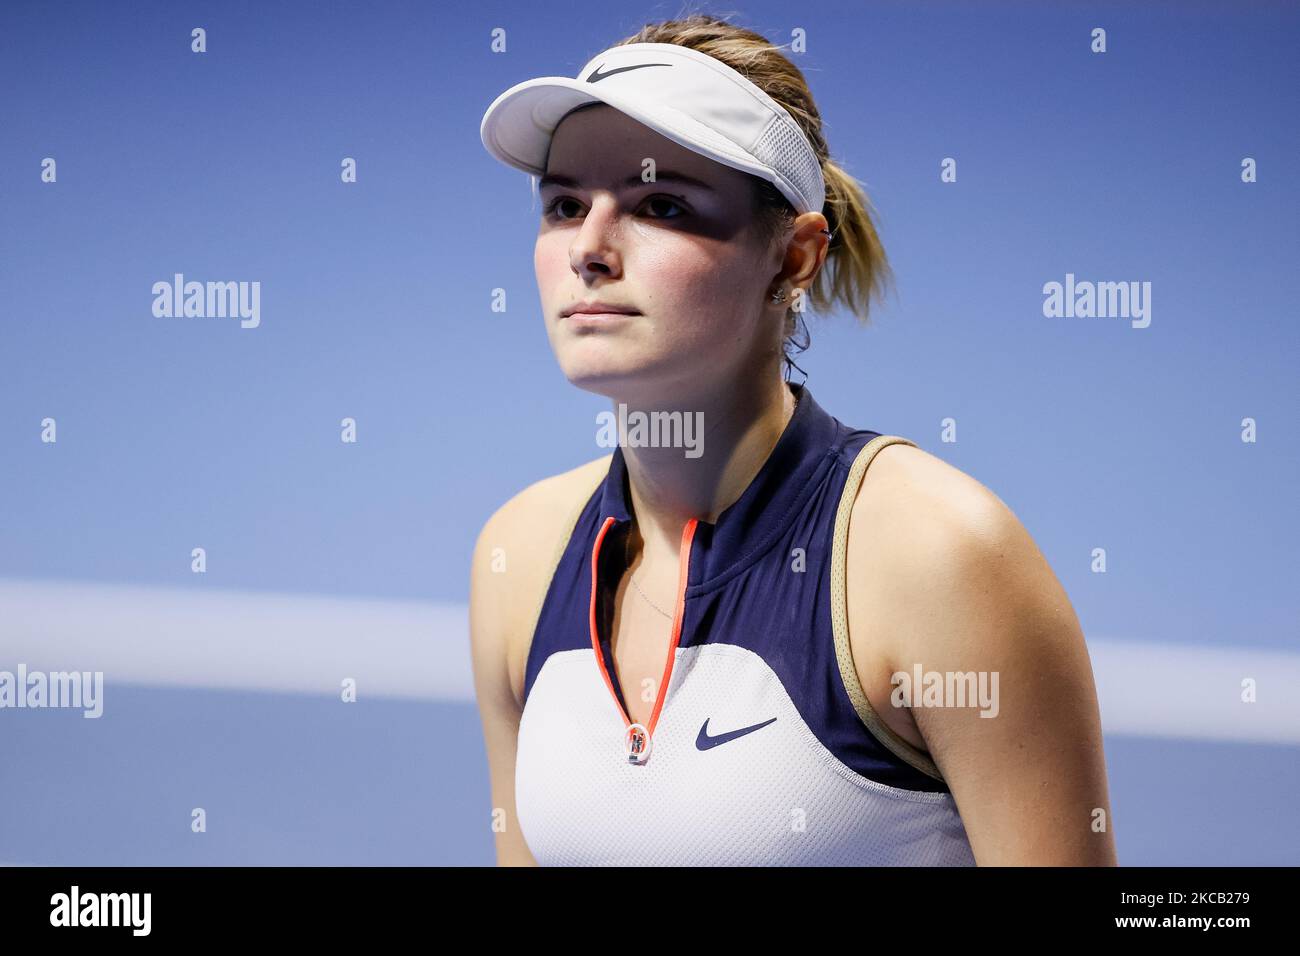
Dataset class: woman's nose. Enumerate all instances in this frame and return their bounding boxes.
[569,200,623,279]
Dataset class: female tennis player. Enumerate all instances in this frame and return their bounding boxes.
[469,14,1117,866]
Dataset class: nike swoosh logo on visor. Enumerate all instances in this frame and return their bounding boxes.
[585,62,673,83]
[695,716,778,751]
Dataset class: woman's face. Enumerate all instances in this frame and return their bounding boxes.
[534,103,787,401]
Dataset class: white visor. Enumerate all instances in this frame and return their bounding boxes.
[479,42,826,216]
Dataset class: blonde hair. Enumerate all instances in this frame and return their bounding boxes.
[611,11,896,372]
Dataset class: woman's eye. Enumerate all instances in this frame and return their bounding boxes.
[641,196,686,219]
[544,196,582,220]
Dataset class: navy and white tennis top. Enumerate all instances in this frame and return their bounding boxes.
[514,383,976,865]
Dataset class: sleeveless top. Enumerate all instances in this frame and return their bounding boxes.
[514,383,977,866]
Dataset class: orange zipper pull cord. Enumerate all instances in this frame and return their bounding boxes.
[589,516,699,764]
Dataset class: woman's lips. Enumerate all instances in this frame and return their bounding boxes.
[562,310,639,329]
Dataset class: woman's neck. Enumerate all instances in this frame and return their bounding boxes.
[617,378,797,564]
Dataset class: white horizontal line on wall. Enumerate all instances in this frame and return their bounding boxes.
[0,577,472,702]
[1,577,1296,745]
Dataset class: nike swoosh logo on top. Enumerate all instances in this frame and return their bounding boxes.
[695,716,778,750]
[585,62,673,83]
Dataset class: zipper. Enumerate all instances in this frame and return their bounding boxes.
[589,515,699,764]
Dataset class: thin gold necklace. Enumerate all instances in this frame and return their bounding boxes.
[625,527,673,619]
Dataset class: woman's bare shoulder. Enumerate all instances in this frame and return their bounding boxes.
[846,440,1059,663]
[478,453,612,548]
[470,454,613,704]
[852,441,1014,551]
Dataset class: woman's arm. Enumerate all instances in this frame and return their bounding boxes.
[469,500,540,866]
[850,445,1118,866]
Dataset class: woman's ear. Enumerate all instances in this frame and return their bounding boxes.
[771,215,829,303]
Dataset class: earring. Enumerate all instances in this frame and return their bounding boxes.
[771,287,788,304]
